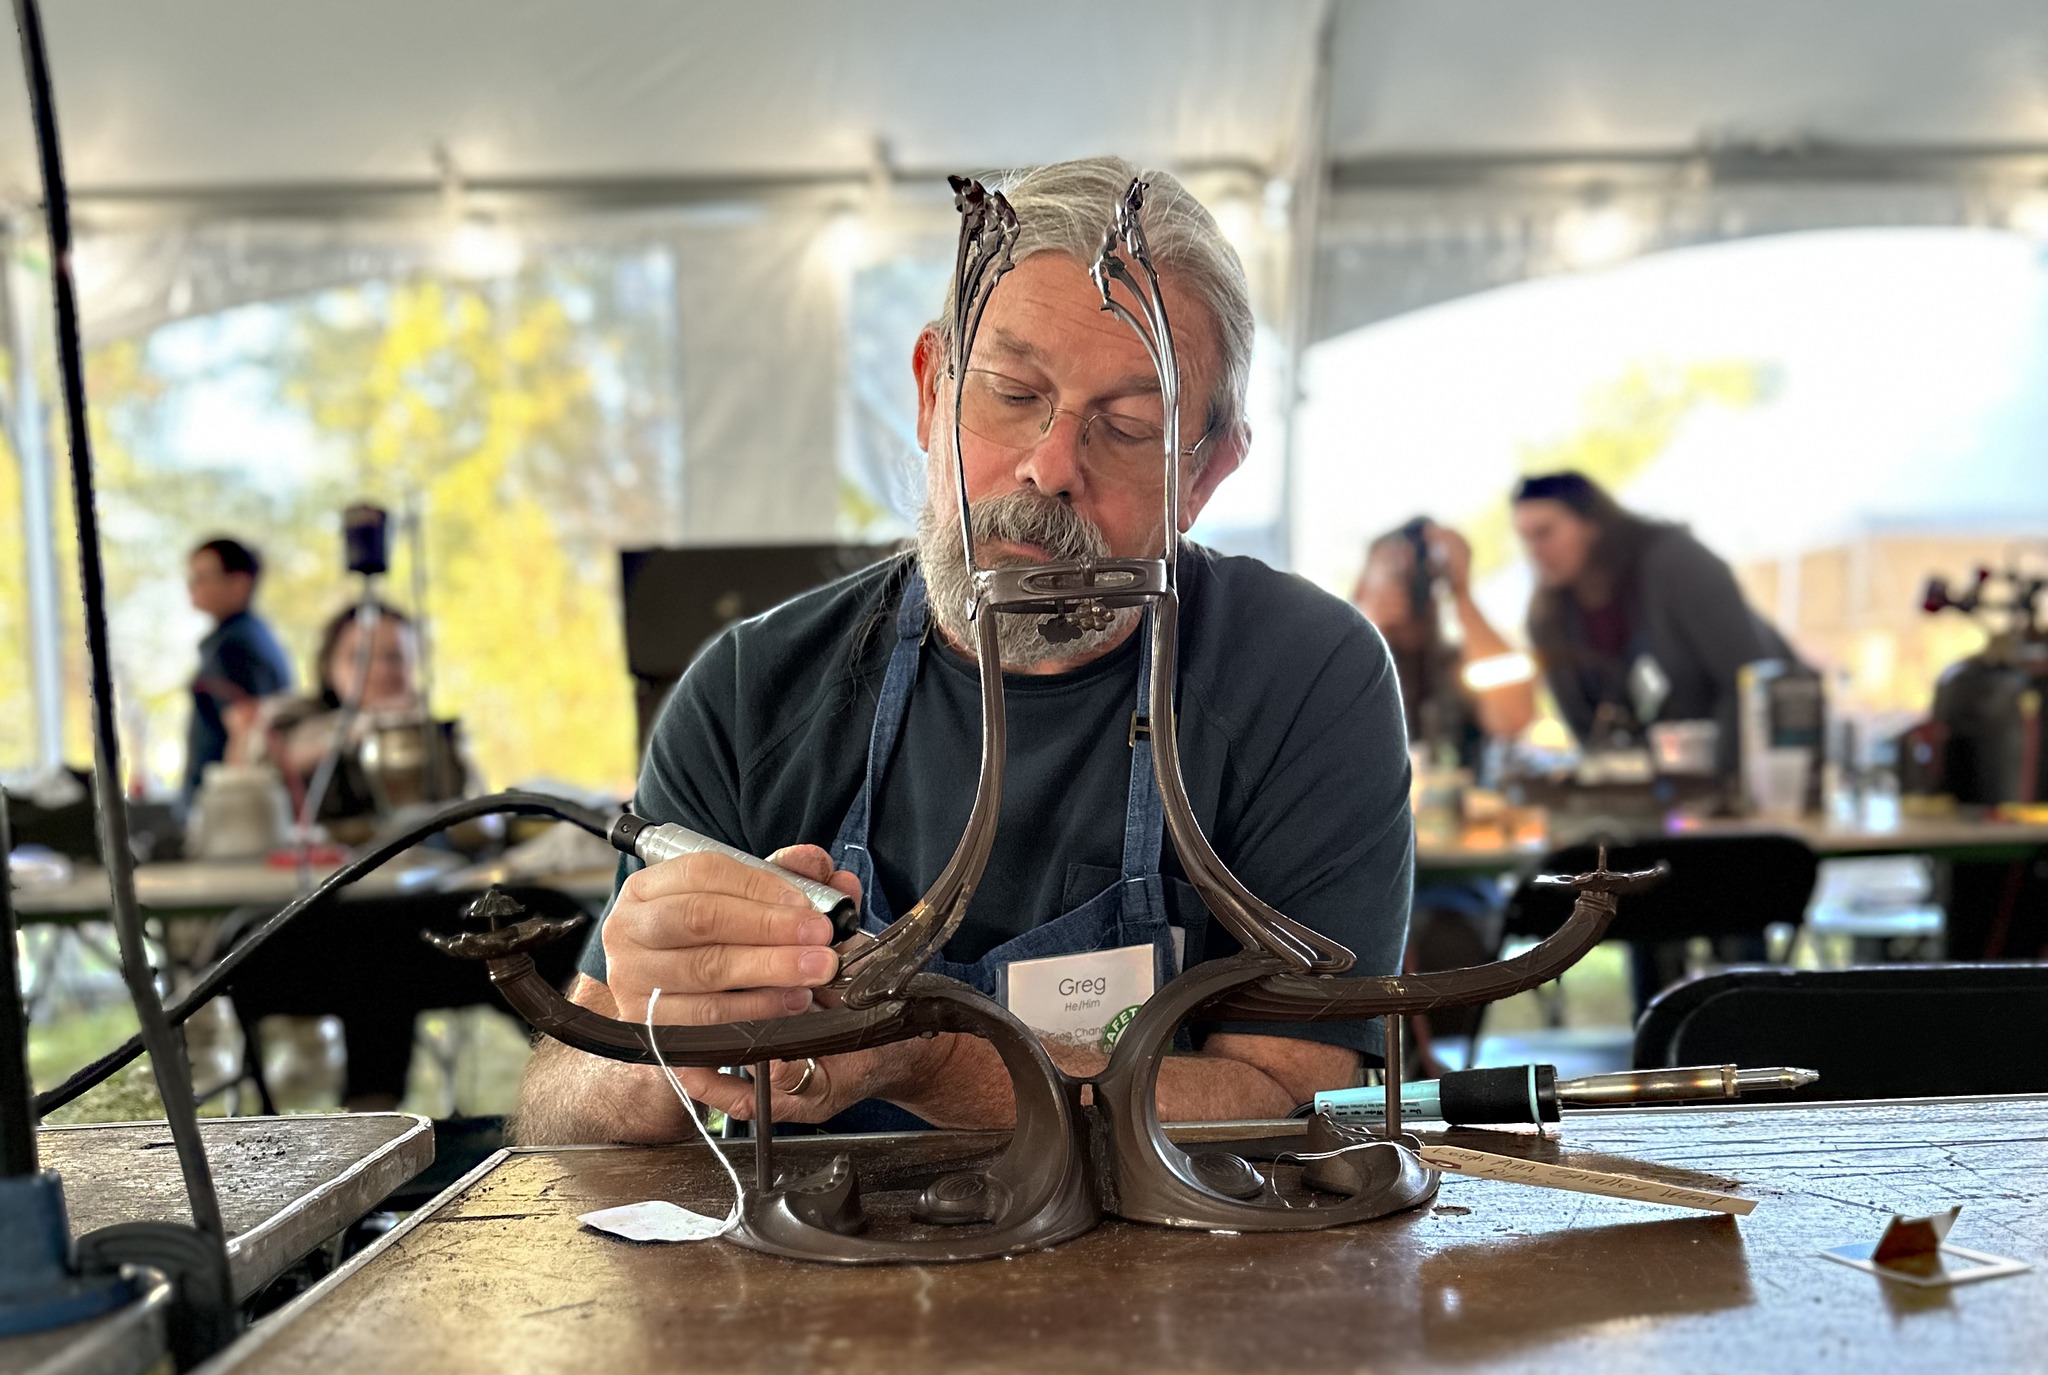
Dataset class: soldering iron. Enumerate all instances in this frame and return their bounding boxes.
[1314,1063,1819,1126]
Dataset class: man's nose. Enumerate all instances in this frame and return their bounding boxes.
[1013,409,1087,500]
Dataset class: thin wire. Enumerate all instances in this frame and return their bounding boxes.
[1255,1134,1423,1212]
[643,988,743,1237]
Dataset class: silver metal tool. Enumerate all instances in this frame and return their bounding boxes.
[608,812,859,937]
[1315,1063,1820,1124]
[1561,1064,1818,1106]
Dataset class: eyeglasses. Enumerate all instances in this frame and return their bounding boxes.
[954,368,1214,471]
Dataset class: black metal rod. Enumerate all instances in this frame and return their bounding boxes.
[1382,1015,1403,1140]
[9,0,226,1246]
[753,1065,773,1193]
[1,792,38,1175]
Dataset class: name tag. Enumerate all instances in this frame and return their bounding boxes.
[1004,943,1156,1050]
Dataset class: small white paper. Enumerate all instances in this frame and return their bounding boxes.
[1820,1242,2032,1288]
[1006,943,1156,1047]
[579,1199,731,1243]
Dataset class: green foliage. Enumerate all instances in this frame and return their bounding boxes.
[3,251,685,794]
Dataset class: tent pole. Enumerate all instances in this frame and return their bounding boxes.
[2,228,68,777]
[1276,0,1335,574]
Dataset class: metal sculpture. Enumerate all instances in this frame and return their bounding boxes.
[439,177,1101,1265]
[440,174,1666,1262]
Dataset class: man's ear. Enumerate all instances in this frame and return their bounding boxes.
[911,327,945,453]
[1179,422,1249,532]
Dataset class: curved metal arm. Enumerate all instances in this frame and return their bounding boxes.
[437,891,1096,1264]
[1091,182,1181,568]
[944,174,1017,613]
[1147,596,1357,974]
[818,179,1018,1009]
[1202,859,1668,1023]
[1091,179,1351,976]
[822,605,1009,1009]
[1093,855,1665,1230]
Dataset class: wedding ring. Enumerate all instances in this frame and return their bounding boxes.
[787,1057,820,1097]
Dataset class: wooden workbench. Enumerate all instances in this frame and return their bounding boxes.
[0,1115,430,1375]
[207,1096,2047,1374]
[39,1113,433,1300]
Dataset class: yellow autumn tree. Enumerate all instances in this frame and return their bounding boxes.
[1,251,685,796]
[1465,359,1776,581]
[269,268,681,794]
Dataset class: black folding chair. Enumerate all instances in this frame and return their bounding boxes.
[1501,833,1820,1015]
[1634,963,2048,1100]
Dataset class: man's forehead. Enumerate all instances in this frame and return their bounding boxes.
[970,252,1217,396]
[982,327,1158,392]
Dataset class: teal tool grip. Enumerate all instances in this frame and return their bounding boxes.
[1314,1079,1442,1122]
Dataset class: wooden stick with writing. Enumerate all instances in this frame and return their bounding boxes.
[1418,1144,1757,1216]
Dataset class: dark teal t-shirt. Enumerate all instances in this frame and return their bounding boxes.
[580,545,1414,1057]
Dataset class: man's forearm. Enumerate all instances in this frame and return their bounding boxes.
[510,1038,686,1145]
[891,1031,1334,1128]
[510,977,703,1146]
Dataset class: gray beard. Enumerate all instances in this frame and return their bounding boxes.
[915,489,1141,669]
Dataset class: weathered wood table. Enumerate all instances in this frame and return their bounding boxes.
[2,1114,431,1375]
[207,1097,2046,1374]
[39,1113,433,1301]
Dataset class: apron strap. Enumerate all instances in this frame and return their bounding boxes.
[1120,607,1166,882]
[827,565,928,919]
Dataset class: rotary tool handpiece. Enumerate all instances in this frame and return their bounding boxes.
[607,812,862,939]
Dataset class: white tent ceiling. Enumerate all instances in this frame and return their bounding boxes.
[0,0,2043,219]
[0,0,1327,214]
[1328,0,2048,162]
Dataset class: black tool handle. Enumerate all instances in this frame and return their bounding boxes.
[1438,1064,1560,1125]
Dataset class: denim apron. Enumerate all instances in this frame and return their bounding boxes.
[822,568,1176,1132]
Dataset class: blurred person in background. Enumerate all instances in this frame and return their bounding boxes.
[1512,470,1803,1004]
[1353,518,1535,1063]
[223,598,549,1114]
[183,536,293,805]
[1352,518,1535,766]
[1512,470,1797,779]
[250,601,466,832]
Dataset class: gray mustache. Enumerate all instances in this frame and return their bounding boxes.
[968,490,1108,563]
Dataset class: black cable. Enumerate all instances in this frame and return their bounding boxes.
[34,790,616,1117]
[12,0,229,1249]
[2,791,39,1175]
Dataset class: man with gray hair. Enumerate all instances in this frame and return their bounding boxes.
[516,156,1412,1142]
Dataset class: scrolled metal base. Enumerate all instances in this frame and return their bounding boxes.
[1090,954,1438,1231]
[465,927,1098,1264]
[727,983,1099,1264]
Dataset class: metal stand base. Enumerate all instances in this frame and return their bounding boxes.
[0,1172,134,1338]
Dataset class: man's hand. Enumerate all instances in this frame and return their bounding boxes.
[594,842,930,1132]
[669,1037,951,1127]
[602,843,856,1026]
